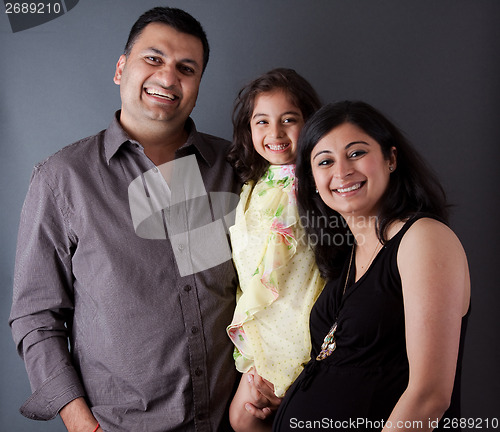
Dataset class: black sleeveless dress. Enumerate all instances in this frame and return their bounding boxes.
[273,217,469,431]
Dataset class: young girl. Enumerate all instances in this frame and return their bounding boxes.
[226,68,325,431]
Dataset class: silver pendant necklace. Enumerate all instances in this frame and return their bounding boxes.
[316,241,381,361]
[316,245,354,361]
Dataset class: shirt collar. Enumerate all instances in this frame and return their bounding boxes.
[103,111,130,164]
[179,118,216,167]
[104,111,216,167]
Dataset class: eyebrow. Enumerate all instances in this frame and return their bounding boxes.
[252,110,302,120]
[143,47,201,69]
[312,141,370,161]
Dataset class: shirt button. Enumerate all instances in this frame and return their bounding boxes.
[152,167,158,173]
[183,285,192,292]
[195,367,203,377]
[178,244,185,251]
[191,326,199,334]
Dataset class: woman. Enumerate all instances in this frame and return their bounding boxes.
[273,101,470,431]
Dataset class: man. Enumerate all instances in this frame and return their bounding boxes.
[10,7,240,431]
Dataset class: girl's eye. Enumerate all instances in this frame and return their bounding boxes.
[256,120,268,125]
[283,117,296,124]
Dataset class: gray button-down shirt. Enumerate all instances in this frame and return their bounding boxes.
[10,113,240,432]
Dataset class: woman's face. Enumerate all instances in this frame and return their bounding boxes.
[310,122,396,219]
[250,90,304,165]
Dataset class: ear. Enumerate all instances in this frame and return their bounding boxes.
[113,55,127,85]
[388,146,397,172]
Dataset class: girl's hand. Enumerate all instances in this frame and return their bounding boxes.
[244,371,282,419]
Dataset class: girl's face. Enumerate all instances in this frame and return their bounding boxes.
[310,122,396,218]
[250,90,304,165]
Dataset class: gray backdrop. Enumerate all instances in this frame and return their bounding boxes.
[1,1,499,430]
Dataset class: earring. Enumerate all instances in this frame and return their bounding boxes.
[389,166,394,172]
[315,188,319,193]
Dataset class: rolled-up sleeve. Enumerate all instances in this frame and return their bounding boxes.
[9,165,86,420]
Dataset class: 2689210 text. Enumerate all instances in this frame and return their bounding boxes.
[4,2,62,14]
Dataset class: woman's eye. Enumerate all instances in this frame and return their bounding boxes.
[318,159,333,167]
[349,150,366,158]
[256,120,268,125]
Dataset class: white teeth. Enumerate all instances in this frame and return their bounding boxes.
[336,183,362,193]
[267,143,289,151]
[146,89,176,100]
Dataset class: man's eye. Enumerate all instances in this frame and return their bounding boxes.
[145,56,161,64]
[180,65,195,75]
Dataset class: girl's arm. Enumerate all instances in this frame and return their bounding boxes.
[383,218,470,431]
[229,370,282,432]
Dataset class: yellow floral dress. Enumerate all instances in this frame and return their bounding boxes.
[227,164,325,397]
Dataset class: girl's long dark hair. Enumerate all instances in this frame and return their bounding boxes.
[296,101,449,280]
[228,68,322,183]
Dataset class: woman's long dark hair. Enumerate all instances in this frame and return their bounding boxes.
[228,68,322,183]
[296,101,449,280]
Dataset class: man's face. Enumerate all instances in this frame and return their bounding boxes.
[114,22,204,134]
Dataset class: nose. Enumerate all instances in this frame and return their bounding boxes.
[333,159,353,179]
[155,64,179,88]
[269,122,284,138]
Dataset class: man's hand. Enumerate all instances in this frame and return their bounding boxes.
[60,397,102,432]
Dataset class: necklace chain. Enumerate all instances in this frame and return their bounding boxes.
[342,244,355,295]
[360,241,382,271]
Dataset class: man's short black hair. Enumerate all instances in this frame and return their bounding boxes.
[124,7,210,72]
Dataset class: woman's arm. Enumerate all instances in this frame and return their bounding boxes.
[229,370,282,432]
[383,218,470,431]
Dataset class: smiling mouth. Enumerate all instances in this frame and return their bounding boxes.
[266,143,290,152]
[145,88,178,101]
[334,182,364,193]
